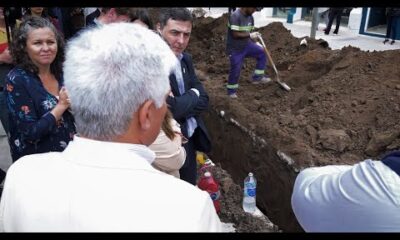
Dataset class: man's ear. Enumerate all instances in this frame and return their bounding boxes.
[107,8,116,20]
[137,100,154,131]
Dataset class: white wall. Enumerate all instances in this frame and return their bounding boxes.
[293,8,303,22]
[261,8,274,17]
[348,8,362,32]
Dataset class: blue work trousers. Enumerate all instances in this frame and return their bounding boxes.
[227,41,266,95]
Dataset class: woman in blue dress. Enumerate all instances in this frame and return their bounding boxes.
[5,16,75,161]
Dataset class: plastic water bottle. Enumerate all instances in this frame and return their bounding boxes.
[243,172,257,213]
[198,171,221,213]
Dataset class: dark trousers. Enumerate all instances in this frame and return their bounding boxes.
[227,41,267,95]
[386,16,399,40]
[325,9,342,34]
[179,133,197,185]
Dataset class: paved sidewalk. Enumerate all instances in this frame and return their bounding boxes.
[201,7,400,52]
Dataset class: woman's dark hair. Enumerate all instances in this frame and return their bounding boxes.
[131,8,153,30]
[24,7,48,18]
[162,110,176,141]
[10,16,64,77]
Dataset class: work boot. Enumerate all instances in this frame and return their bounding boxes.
[228,93,238,99]
[383,39,389,44]
[252,76,272,84]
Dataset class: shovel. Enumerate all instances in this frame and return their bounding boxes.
[257,35,291,91]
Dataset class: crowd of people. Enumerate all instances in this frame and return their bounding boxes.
[0,7,399,232]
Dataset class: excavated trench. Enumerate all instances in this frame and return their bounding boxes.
[204,109,302,231]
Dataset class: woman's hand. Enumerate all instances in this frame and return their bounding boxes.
[58,87,71,110]
[51,87,71,121]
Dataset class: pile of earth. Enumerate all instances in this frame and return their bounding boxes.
[188,13,400,169]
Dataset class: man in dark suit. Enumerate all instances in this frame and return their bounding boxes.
[157,8,211,185]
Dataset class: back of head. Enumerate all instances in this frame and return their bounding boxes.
[63,23,176,140]
[130,8,154,30]
[101,7,130,17]
[158,8,192,29]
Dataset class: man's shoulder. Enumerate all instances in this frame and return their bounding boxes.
[7,152,63,178]
[181,52,195,67]
[230,10,242,22]
[182,52,192,61]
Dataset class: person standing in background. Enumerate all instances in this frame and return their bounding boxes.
[150,110,187,178]
[130,8,153,30]
[383,8,400,45]
[5,16,75,162]
[157,8,212,185]
[85,8,131,28]
[84,8,100,27]
[226,7,271,99]
[324,8,344,35]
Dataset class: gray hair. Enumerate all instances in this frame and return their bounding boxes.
[63,23,176,140]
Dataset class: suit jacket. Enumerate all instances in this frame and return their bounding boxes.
[85,8,100,27]
[167,53,211,153]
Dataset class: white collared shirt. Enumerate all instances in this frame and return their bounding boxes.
[291,160,400,232]
[0,136,222,232]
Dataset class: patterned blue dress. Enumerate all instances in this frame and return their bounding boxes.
[5,67,76,161]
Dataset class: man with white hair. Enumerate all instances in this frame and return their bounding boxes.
[0,23,222,232]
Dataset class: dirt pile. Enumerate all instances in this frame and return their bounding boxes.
[188,13,400,168]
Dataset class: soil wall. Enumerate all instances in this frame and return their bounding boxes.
[204,109,302,231]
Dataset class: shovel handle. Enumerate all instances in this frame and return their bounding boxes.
[257,35,291,91]
[257,35,278,75]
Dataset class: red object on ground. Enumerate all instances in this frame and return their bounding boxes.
[198,171,220,213]
[0,42,7,54]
